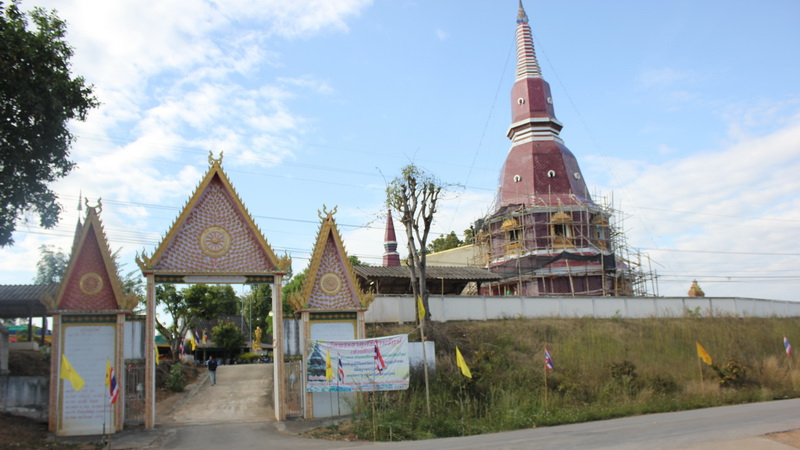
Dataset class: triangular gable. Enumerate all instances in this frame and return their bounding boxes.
[137,153,287,275]
[48,201,136,311]
[292,206,371,311]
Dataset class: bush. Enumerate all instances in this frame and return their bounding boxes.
[238,353,261,364]
[166,363,186,392]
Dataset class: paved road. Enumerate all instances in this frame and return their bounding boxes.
[106,364,800,449]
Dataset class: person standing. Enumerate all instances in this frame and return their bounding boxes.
[207,356,218,386]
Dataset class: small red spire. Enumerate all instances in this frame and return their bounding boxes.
[383,210,400,266]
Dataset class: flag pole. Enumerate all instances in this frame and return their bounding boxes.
[543,345,548,412]
[698,356,704,385]
[417,296,431,417]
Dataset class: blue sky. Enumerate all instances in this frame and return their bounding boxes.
[3,0,799,301]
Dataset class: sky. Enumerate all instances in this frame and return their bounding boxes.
[3,0,799,301]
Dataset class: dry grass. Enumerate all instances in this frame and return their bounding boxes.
[360,316,800,441]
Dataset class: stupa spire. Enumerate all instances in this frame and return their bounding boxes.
[515,1,542,81]
[383,210,400,267]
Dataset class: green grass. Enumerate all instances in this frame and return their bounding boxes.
[354,317,800,441]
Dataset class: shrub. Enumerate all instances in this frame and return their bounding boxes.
[166,363,186,392]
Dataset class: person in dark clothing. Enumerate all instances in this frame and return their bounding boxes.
[207,356,218,385]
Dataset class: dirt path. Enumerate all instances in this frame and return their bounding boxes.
[158,363,275,425]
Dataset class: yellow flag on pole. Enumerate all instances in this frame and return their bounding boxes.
[456,346,472,378]
[417,296,425,322]
[60,354,85,391]
[696,341,713,365]
[190,334,197,351]
[325,348,333,381]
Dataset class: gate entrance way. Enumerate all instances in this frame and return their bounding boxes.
[137,153,291,427]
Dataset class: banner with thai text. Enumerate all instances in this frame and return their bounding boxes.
[306,334,409,392]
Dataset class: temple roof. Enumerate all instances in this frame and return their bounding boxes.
[290,206,372,311]
[137,152,289,277]
[46,200,138,312]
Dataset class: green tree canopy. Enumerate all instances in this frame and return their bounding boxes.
[241,283,272,341]
[427,231,464,254]
[33,244,67,284]
[212,320,245,360]
[0,1,98,246]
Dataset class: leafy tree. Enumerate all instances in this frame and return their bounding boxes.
[155,284,190,359]
[349,255,368,266]
[426,231,464,253]
[386,164,447,322]
[212,320,245,362]
[33,244,67,283]
[241,283,272,343]
[183,284,239,318]
[154,284,242,358]
[463,227,475,244]
[0,2,99,246]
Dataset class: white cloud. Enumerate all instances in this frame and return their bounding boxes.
[599,115,800,300]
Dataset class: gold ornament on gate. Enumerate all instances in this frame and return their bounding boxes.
[200,226,231,256]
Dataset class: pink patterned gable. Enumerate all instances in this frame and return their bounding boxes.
[154,175,276,274]
[306,234,360,310]
[59,222,119,311]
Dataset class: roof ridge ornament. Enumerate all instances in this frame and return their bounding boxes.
[318,204,338,221]
[84,197,102,214]
[208,150,224,166]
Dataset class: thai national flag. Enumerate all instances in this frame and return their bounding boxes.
[785,336,792,356]
[374,343,386,374]
[338,356,345,382]
[545,347,554,371]
[109,367,119,404]
[106,358,119,404]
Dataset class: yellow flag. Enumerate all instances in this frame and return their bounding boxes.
[155,346,160,364]
[696,341,713,366]
[325,348,333,381]
[417,296,426,322]
[191,334,197,351]
[60,354,85,391]
[105,357,111,388]
[456,346,472,378]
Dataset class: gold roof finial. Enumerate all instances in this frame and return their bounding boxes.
[318,204,338,220]
[208,150,224,166]
[84,197,102,214]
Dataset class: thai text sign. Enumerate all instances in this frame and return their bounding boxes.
[306,334,409,392]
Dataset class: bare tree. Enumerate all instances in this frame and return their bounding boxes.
[386,164,443,321]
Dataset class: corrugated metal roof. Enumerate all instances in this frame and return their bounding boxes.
[0,284,59,302]
[0,284,59,318]
[354,266,500,281]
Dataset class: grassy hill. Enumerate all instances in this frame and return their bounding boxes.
[352,316,800,441]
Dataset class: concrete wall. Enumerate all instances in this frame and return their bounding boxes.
[365,295,800,323]
[0,376,49,422]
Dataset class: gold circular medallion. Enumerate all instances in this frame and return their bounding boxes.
[200,226,231,256]
[79,272,103,295]
[320,273,342,294]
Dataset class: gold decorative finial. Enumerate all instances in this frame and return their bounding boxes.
[318,204,338,220]
[84,197,102,214]
[208,150,224,166]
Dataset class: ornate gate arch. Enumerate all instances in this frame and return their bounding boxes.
[137,152,290,427]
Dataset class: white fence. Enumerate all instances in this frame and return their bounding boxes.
[365,295,800,323]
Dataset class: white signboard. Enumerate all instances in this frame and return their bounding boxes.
[306,334,409,392]
[60,324,116,435]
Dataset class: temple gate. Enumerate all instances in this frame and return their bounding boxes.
[44,201,139,435]
[136,152,290,427]
[286,207,374,418]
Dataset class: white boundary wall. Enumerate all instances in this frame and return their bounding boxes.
[365,295,800,323]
